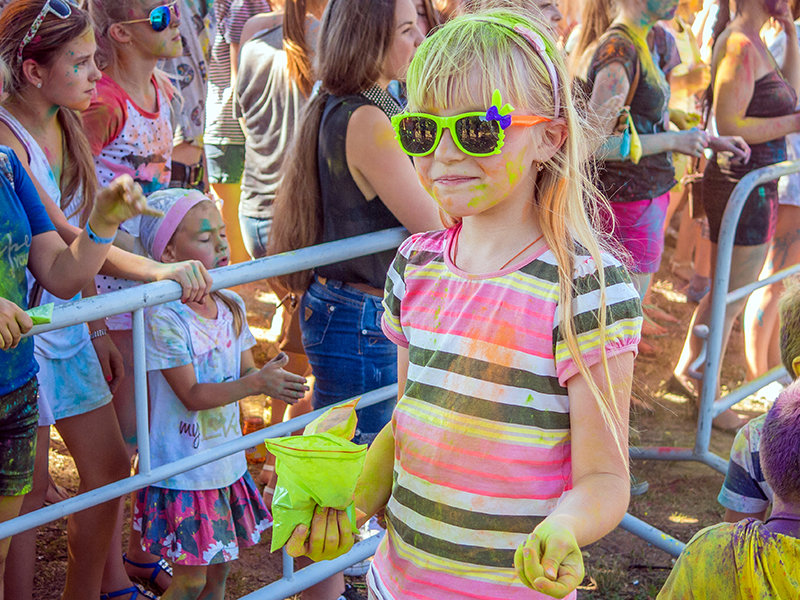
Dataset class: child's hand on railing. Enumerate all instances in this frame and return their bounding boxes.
[254,352,309,404]
[0,297,33,351]
[285,505,355,561]
[514,519,584,598]
[149,260,213,304]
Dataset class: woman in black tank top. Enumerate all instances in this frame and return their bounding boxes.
[268,0,439,450]
[673,0,800,429]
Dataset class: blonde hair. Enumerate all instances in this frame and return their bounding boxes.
[405,9,626,454]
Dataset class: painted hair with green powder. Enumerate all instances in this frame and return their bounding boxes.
[405,8,627,456]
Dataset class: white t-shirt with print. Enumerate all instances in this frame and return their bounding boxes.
[145,290,256,490]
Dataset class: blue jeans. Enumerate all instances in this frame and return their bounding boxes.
[300,277,397,444]
[239,214,272,259]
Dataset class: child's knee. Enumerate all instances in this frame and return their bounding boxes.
[172,566,209,596]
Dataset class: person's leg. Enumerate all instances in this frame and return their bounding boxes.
[671,209,700,282]
[197,562,231,600]
[162,565,207,600]
[213,182,249,264]
[297,555,345,600]
[4,426,49,600]
[56,404,131,600]
[743,205,800,379]
[674,242,770,426]
[0,494,25,600]
[0,379,39,600]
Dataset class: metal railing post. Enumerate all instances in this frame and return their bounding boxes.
[132,307,151,474]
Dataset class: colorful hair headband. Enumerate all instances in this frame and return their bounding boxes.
[139,189,209,261]
[476,18,560,119]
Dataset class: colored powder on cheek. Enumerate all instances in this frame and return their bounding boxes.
[506,160,523,186]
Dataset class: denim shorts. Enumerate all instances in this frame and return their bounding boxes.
[0,377,39,496]
[206,143,245,184]
[300,277,397,445]
[239,214,273,259]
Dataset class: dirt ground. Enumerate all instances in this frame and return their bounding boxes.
[32,235,773,600]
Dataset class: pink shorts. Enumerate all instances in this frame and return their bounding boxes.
[601,192,670,274]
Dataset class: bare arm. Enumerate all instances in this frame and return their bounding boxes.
[591,63,708,160]
[161,349,308,411]
[0,121,212,302]
[27,178,151,299]
[777,11,800,94]
[515,351,633,596]
[353,346,407,523]
[714,31,800,144]
[346,105,441,234]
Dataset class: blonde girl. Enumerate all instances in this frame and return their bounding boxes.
[288,9,643,600]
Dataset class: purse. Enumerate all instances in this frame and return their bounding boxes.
[614,29,642,164]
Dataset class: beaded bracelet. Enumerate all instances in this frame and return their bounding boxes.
[86,221,116,245]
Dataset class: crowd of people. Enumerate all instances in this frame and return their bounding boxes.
[0,0,798,598]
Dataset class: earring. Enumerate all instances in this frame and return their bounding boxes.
[537,163,544,172]
[36,82,42,88]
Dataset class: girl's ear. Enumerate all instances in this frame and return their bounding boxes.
[533,119,568,163]
[107,22,133,45]
[21,58,46,89]
[161,243,178,263]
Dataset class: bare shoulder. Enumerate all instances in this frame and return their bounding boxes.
[241,12,284,46]
[0,120,29,167]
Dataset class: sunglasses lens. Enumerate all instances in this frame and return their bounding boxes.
[455,116,501,155]
[150,6,171,31]
[397,116,438,155]
[50,0,72,17]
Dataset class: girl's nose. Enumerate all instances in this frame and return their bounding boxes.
[433,127,463,162]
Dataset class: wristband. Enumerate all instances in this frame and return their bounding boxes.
[86,221,116,245]
[89,328,108,340]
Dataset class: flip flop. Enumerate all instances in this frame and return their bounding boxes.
[100,582,159,600]
[122,554,172,592]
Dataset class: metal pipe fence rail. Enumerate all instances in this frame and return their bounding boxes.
[624,159,800,557]
[7,168,794,596]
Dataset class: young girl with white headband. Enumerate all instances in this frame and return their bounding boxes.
[136,188,308,600]
[286,9,642,600]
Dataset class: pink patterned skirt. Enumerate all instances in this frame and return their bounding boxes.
[134,471,271,565]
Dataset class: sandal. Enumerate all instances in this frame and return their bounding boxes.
[100,583,159,600]
[122,554,172,591]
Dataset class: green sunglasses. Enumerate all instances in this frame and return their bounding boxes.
[391,90,550,157]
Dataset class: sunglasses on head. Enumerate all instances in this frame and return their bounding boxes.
[391,90,550,157]
[17,0,78,63]
[119,0,181,32]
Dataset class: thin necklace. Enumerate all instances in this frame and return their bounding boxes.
[499,234,545,270]
[450,228,545,271]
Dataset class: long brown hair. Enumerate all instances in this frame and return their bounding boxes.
[267,0,397,293]
[0,0,98,223]
[284,0,319,96]
[568,0,615,78]
[86,0,129,70]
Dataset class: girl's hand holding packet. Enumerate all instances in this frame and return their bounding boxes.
[265,400,367,553]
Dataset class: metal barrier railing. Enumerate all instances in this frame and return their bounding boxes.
[623,159,800,557]
[2,228,407,599]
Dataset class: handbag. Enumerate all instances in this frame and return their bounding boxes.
[613,28,642,164]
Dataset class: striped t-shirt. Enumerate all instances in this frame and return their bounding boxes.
[717,413,773,515]
[205,0,270,146]
[371,227,642,600]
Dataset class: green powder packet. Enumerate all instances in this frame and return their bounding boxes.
[26,303,53,325]
[265,401,367,552]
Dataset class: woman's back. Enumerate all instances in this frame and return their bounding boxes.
[315,92,403,289]
[237,18,319,219]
